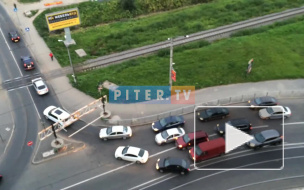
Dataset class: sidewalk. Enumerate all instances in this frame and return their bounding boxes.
[1,0,304,125]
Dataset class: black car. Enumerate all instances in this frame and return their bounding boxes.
[21,56,35,70]
[215,118,252,135]
[156,157,190,175]
[248,96,278,109]
[247,129,282,149]
[8,31,20,42]
[152,115,185,132]
[197,108,229,121]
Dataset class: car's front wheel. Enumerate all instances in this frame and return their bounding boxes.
[103,138,107,141]
[136,161,141,164]
[123,136,126,140]
[116,157,122,160]
[180,171,185,175]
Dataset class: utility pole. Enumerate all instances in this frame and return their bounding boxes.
[169,37,173,90]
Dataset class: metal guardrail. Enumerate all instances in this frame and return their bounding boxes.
[99,90,304,126]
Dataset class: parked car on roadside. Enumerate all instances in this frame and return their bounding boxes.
[247,129,282,149]
[259,106,291,119]
[175,130,209,150]
[156,157,190,175]
[115,146,149,164]
[152,115,185,132]
[99,125,132,140]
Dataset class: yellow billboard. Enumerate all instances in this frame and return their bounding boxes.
[45,8,80,32]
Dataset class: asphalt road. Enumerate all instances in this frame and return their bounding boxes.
[39,99,301,190]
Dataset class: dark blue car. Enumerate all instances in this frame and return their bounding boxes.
[152,116,185,132]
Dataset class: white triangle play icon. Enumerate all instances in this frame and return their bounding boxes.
[225,123,254,153]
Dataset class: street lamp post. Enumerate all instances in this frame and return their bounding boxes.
[168,35,189,90]
[58,40,77,83]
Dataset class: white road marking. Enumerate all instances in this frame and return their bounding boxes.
[26,87,41,119]
[68,116,102,137]
[128,174,172,190]
[252,125,268,129]
[0,27,23,76]
[60,162,135,190]
[7,84,33,91]
[283,122,304,125]
[169,155,304,190]
[227,175,304,190]
[149,147,176,158]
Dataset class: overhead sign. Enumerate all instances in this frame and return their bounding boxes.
[45,8,80,32]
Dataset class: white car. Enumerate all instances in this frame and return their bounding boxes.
[155,128,185,145]
[43,106,71,126]
[32,77,49,95]
[259,106,291,119]
[115,146,149,164]
[99,125,132,140]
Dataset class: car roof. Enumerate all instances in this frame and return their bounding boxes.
[165,115,183,122]
[126,146,140,155]
[34,80,45,87]
[229,118,250,126]
[166,128,181,135]
[259,96,277,102]
[261,129,280,139]
[10,31,17,34]
[188,131,208,139]
[271,107,286,112]
[51,107,70,119]
[165,157,189,167]
[198,138,225,151]
[111,126,125,132]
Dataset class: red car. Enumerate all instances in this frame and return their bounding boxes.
[175,130,209,150]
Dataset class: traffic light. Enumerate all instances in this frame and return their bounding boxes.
[14,3,17,9]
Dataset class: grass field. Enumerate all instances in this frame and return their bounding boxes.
[43,0,304,67]
[71,18,304,98]
[18,0,40,3]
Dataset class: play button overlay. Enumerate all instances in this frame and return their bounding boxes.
[225,123,254,153]
[194,106,284,170]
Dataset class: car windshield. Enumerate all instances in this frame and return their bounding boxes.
[266,107,274,114]
[182,134,191,143]
[254,133,266,143]
[164,158,170,167]
[106,127,112,135]
[161,130,169,139]
[195,145,203,156]
[38,85,46,90]
[54,109,63,115]
[122,147,129,154]
[255,98,262,105]
[205,109,214,116]
[123,126,128,132]
[11,33,18,37]
[138,149,145,157]
[159,118,167,127]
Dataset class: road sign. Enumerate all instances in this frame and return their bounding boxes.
[14,8,17,12]
[27,141,33,146]
[25,27,30,32]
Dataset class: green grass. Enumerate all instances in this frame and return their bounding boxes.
[40,0,304,67]
[70,18,304,98]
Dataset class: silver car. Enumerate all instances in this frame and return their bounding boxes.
[247,129,282,149]
[259,106,291,119]
[99,125,132,140]
[32,77,49,95]
[155,128,185,145]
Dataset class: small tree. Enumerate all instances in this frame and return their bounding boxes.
[120,0,136,12]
